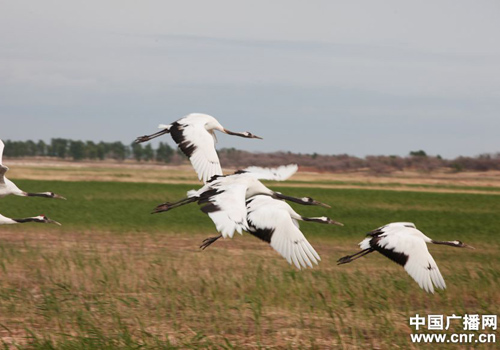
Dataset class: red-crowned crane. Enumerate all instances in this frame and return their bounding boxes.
[337,222,474,293]
[200,195,343,269]
[0,140,66,199]
[0,213,61,226]
[135,113,262,183]
[152,165,331,239]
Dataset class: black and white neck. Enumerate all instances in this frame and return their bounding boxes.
[222,129,263,139]
[301,216,343,226]
[13,216,47,224]
[273,192,331,208]
[24,191,66,200]
[0,215,61,226]
[431,240,474,249]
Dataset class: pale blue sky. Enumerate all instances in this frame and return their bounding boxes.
[1,0,499,158]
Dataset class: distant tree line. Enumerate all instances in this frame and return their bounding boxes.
[2,139,183,163]
[3,139,500,173]
[217,148,500,173]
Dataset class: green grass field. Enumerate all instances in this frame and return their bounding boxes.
[0,179,498,349]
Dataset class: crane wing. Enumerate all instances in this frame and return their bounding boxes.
[246,196,320,269]
[0,139,4,165]
[170,122,223,183]
[403,239,446,293]
[238,164,298,181]
[0,165,8,184]
[199,183,248,238]
[374,229,446,293]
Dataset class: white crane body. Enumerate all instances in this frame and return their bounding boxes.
[0,139,66,199]
[338,222,473,293]
[135,113,262,183]
[155,167,330,239]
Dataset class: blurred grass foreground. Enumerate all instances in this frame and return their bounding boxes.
[0,171,498,349]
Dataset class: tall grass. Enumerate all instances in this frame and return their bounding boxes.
[0,180,498,349]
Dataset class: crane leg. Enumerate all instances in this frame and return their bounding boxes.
[152,197,197,213]
[135,129,170,143]
[337,248,373,265]
[200,234,222,250]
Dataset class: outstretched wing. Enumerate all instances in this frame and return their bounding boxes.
[170,120,223,183]
[0,165,8,184]
[198,183,248,238]
[0,139,4,165]
[246,195,320,269]
[403,239,446,293]
[0,140,7,184]
[238,164,298,181]
[373,228,446,293]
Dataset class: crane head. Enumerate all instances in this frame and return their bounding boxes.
[301,197,331,208]
[455,240,475,249]
[242,131,263,139]
[35,215,62,226]
[51,192,66,200]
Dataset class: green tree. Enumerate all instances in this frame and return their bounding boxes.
[131,143,144,162]
[96,142,107,160]
[143,144,154,162]
[36,140,47,156]
[69,140,86,161]
[409,150,427,157]
[25,140,37,156]
[110,141,126,161]
[51,138,68,158]
[3,140,21,157]
[86,141,98,160]
[156,142,174,163]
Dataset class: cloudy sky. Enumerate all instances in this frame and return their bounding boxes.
[1,1,499,158]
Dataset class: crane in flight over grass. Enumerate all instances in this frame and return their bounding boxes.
[135,113,262,183]
[152,165,330,238]
[337,222,474,293]
[0,140,66,199]
[0,213,61,226]
[200,195,343,269]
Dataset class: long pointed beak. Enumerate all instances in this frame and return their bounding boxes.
[328,219,344,226]
[464,244,475,250]
[54,194,66,200]
[313,200,331,208]
[252,134,263,140]
[47,219,62,226]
